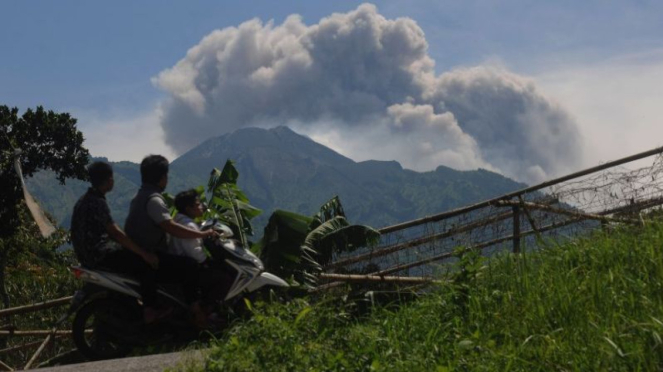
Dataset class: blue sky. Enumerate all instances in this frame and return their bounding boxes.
[2,1,663,181]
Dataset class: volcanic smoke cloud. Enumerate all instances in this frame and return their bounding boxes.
[153,3,582,184]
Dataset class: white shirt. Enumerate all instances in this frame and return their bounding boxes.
[167,213,207,264]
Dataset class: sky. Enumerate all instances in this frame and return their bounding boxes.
[2,1,663,185]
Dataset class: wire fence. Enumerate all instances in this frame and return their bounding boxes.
[323,146,663,285]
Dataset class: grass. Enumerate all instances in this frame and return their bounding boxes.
[190,220,663,371]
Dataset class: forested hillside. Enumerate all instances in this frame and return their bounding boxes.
[26,126,525,232]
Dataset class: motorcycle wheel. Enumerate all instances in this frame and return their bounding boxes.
[72,297,141,360]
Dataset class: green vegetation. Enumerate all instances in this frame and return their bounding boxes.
[1,205,79,368]
[189,220,663,371]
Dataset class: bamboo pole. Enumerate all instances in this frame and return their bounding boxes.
[370,215,587,276]
[372,251,455,277]
[495,200,639,224]
[0,330,72,337]
[318,273,438,285]
[327,211,514,270]
[598,195,663,216]
[23,332,53,370]
[0,359,13,371]
[0,297,72,318]
[309,281,346,293]
[0,335,66,356]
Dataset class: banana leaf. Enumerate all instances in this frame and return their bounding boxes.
[205,160,261,244]
[208,160,239,190]
[259,197,380,287]
[308,196,345,231]
[303,216,380,267]
[258,209,313,280]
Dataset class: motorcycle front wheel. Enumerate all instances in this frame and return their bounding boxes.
[72,297,141,360]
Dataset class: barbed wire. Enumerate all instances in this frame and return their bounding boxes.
[325,152,663,283]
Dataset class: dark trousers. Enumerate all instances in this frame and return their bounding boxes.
[199,263,234,302]
[98,249,199,307]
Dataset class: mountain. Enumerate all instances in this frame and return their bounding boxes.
[26,126,526,233]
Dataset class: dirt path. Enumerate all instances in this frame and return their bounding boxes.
[33,350,208,372]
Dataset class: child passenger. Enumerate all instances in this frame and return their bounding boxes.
[169,189,231,303]
[169,189,207,264]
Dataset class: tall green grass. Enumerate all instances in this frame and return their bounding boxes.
[198,221,663,371]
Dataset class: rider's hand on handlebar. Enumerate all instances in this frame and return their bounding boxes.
[203,229,220,239]
[142,252,159,269]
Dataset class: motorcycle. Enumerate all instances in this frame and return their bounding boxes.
[68,220,289,361]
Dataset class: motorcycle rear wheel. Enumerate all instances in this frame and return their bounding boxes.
[72,297,141,360]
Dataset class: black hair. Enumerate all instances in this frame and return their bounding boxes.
[175,189,199,214]
[140,154,169,185]
[88,161,113,188]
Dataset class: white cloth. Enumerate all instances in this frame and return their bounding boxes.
[167,213,207,263]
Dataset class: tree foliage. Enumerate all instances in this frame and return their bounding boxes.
[0,105,89,310]
[0,105,89,237]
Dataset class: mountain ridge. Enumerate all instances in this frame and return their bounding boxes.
[26,126,526,233]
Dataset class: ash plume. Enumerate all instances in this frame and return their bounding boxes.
[153,3,582,184]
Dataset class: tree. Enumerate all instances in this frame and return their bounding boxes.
[0,105,89,310]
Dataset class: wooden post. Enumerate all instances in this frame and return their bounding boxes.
[512,205,521,253]
[518,196,544,247]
